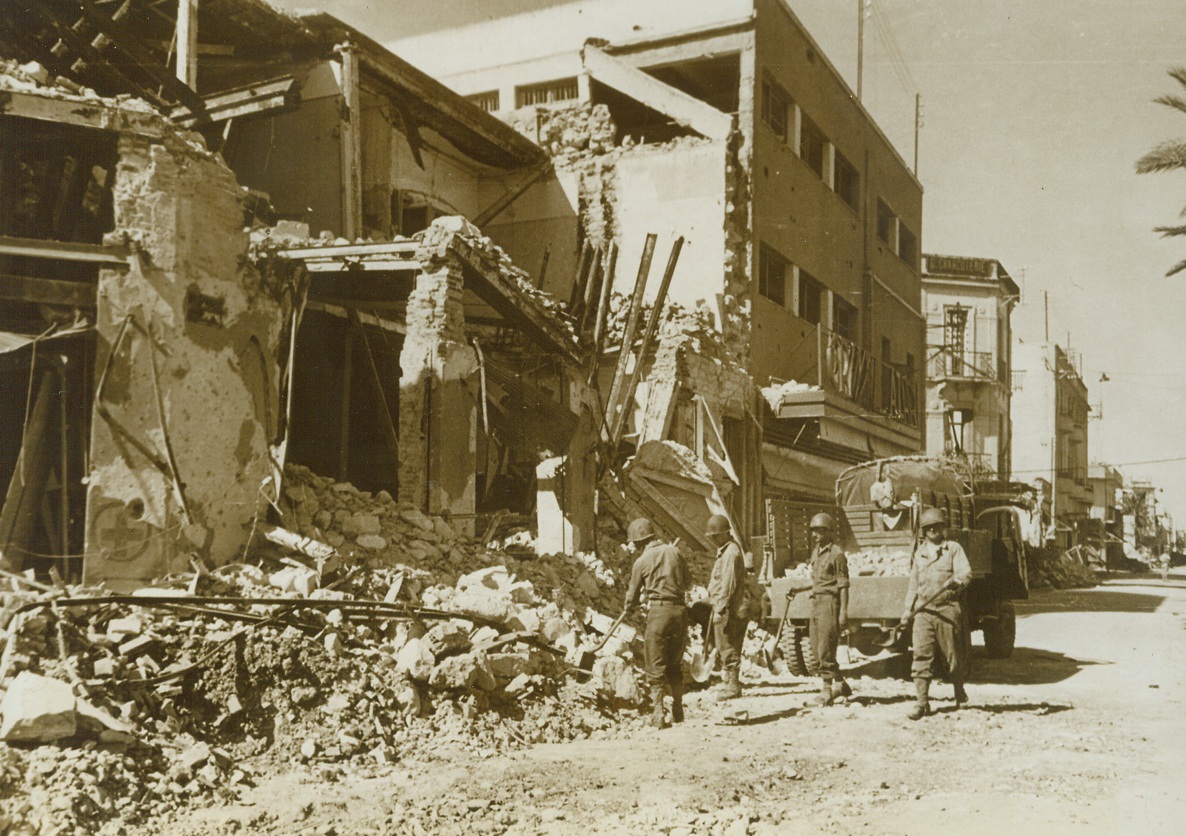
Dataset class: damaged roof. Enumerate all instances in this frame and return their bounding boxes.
[0,0,543,168]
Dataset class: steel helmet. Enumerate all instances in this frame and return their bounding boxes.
[627,517,656,543]
[920,507,947,529]
[706,514,731,536]
[809,512,835,530]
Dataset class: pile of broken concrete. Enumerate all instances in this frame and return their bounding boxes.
[0,469,659,835]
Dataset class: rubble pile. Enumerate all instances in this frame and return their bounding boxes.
[503,102,618,158]
[0,468,665,834]
[761,380,821,411]
[782,546,912,582]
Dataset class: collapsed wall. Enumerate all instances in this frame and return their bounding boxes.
[84,128,290,588]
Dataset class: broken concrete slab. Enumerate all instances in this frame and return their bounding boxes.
[0,671,77,742]
[395,638,435,682]
[424,621,472,657]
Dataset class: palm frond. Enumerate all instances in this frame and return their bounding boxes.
[1167,257,1186,277]
[1154,94,1186,116]
[1169,66,1186,89]
[1155,224,1186,237]
[1136,141,1186,173]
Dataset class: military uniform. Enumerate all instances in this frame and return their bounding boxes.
[709,538,748,687]
[625,540,690,721]
[810,541,849,684]
[908,538,972,683]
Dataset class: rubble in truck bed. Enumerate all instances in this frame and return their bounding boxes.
[0,465,673,835]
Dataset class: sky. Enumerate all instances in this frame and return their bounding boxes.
[272,0,1186,523]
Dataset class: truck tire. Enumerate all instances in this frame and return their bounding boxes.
[780,626,808,676]
[982,602,1016,658]
[798,628,820,675]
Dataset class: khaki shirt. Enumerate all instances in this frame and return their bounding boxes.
[811,542,850,597]
[907,538,972,613]
[625,541,690,608]
[708,540,747,616]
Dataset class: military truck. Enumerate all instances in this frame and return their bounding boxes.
[763,457,1029,674]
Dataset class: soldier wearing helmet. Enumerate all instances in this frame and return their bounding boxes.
[808,511,850,706]
[706,513,748,700]
[624,517,691,728]
[901,506,972,719]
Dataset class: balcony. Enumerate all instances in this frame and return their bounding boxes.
[928,347,997,381]
[775,324,920,429]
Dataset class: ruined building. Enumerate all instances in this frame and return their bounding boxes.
[0,1,601,586]
[393,0,927,559]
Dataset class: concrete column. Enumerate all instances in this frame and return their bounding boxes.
[398,259,479,534]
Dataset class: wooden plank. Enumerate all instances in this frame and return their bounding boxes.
[627,472,715,552]
[630,464,714,498]
[0,235,128,266]
[278,242,419,259]
[0,274,96,307]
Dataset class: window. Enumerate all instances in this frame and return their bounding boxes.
[761,76,792,143]
[465,90,500,112]
[758,243,788,306]
[876,198,895,245]
[800,112,826,178]
[945,408,973,454]
[899,224,918,266]
[833,296,857,340]
[515,77,579,107]
[833,148,860,210]
[798,270,823,324]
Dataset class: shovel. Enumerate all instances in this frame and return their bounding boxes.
[873,584,954,648]
[761,588,809,674]
[689,610,717,683]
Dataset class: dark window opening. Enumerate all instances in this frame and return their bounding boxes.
[833,296,857,340]
[591,79,697,145]
[758,243,788,306]
[800,112,826,178]
[898,224,918,267]
[466,90,501,112]
[515,77,579,107]
[833,148,860,210]
[876,198,895,246]
[761,75,792,142]
[799,270,823,324]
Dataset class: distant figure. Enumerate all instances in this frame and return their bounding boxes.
[706,514,748,701]
[1160,552,1171,582]
[807,512,850,706]
[624,518,691,729]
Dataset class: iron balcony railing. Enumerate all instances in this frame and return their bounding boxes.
[783,323,919,428]
[928,347,997,381]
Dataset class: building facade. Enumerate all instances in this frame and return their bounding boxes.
[922,254,1019,479]
[392,0,927,524]
[1011,341,1091,548]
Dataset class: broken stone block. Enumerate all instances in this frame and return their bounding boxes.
[398,507,435,532]
[396,638,435,682]
[424,622,472,658]
[106,616,144,637]
[472,653,497,691]
[504,673,534,697]
[457,565,510,592]
[355,534,388,551]
[92,658,116,678]
[507,580,536,605]
[428,654,478,690]
[540,617,574,645]
[486,651,536,680]
[177,742,211,774]
[470,626,500,647]
[508,609,541,635]
[575,571,600,598]
[75,697,135,744]
[593,656,641,703]
[119,635,158,658]
[350,513,382,535]
[0,672,77,742]
[301,739,319,760]
[447,588,513,623]
[432,517,457,543]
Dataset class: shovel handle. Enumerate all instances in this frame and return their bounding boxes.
[878,584,955,646]
[591,609,629,653]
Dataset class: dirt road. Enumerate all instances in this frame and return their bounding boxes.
[167,573,1186,835]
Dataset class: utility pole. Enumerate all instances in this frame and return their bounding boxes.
[1044,290,1049,343]
[857,0,866,101]
[913,93,921,175]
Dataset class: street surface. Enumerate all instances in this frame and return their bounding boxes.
[167,573,1186,835]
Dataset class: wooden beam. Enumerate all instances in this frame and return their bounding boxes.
[170,75,300,126]
[277,242,419,259]
[0,85,164,137]
[582,45,734,141]
[0,274,96,308]
[0,235,129,266]
[337,42,362,241]
[175,0,198,89]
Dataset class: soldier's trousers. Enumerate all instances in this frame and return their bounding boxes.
[811,593,842,679]
[911,606,967,682]
[645,604,687,690]
[714,611,748,676]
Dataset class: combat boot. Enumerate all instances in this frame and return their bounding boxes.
[715,669,741,701]
[953,680,968,709]
[813,678,835,706]
[832,678,852,703]
[650,685,669,729]
[670,679,684,723]
[907,678,930,720]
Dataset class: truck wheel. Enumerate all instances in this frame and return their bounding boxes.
[982,603,1017,658]
[781,627,808,676]
[798,629,820,675]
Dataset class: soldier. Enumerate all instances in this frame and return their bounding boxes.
[707,514,748,701]
[901,507,972,720]
[808,512,850,706]
[624,517,691,728]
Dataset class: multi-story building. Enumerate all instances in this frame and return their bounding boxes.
[391,0,927,528]
[922,254,1019,479]
[1011,341,1091,548]
[1085,463,1125,567]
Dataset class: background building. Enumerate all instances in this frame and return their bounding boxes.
[922,254,1019,479]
